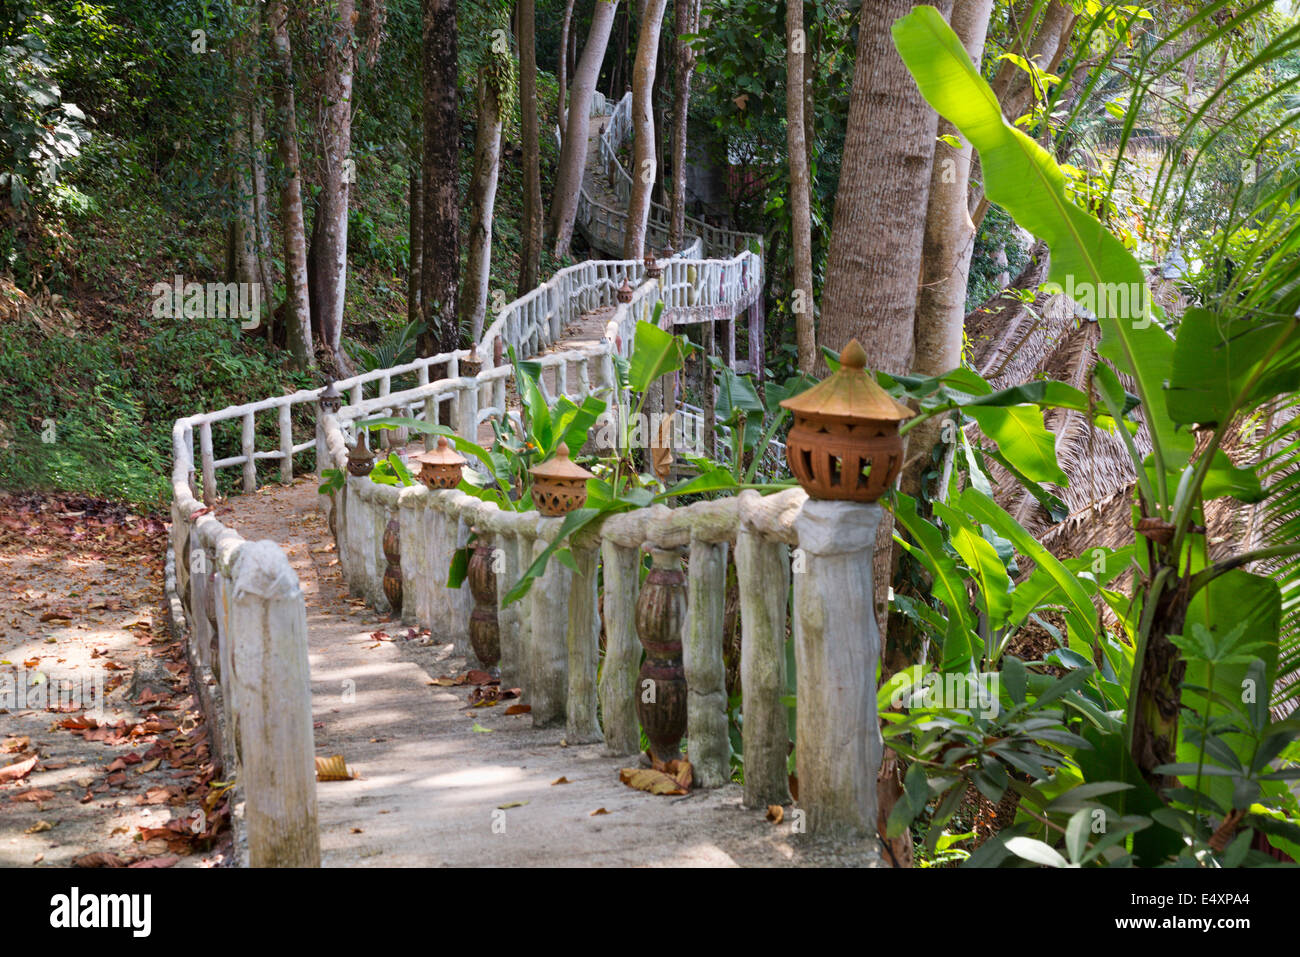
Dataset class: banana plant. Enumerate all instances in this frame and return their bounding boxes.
[893,4,1300,786]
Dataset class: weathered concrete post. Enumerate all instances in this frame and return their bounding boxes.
[791,499,883,836]
[495,530,525,691]
[226,540,320,867]
[736,512,791,807]
[599,538,641,754]
[685,534,730,787]
[565,538,602,743]
[528,518,571,728]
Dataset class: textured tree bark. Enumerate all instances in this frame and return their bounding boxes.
[556,0,576,152]
[315,0,357,374]
[406,162,422,327]
[551,0,620,258]
[517,0,543,296]
[817,0,951,649]
[786,0,815,373]
[228,12,261,296]
[565,543,602,743]
[420,0,461,355]
[622,0,668,259]
[459,73,504,343]
[667,0,699,250]
[267,0,313,369]
[900,0,994,501]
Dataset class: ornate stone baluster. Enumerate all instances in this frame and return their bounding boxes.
[467,530,501,675]
[635,545,688,764]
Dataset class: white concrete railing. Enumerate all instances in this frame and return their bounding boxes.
[163,92,776,865]
[324,407,886,836]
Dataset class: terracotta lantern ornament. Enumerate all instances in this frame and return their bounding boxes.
[319,380,343,416]
[643,251,662,280]
[779,338,914,502]
[616,277,634,303]
[346,433,376,477]
[414,435,466,490]
[529,442,594,516]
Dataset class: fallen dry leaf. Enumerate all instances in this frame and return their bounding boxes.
[619,766,688,796]
[504,703,531,715]
[315,754,356,781]
[25,819,53,834]
[590,807,609,816]
[766,805,784,825]
[2,735,30,754]
[551,776,570,785]
[0,755,38,783]
[74,852,126,868]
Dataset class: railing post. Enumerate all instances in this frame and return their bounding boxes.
[599,538,641,754]
[736,496,792,807]
[278,403,293,484]
[226,540,320,867]
[200,421,216,506]
[528,518,570,728]
[495,530,524,690]
[791,500,883,837]
[685,533,730,787]
[565,539,602,743]
[241,412,256,492]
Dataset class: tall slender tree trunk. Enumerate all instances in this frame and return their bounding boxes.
[267,0,313,369]
[229,12,260,294]
[786,0,814,373]
[315,0,357,374]
[518,0,543,295]
[551,0,620,258]
[557,0,576,150]
[421,0,460,355]
[667,0,698,251]
[459,73,505,343]
[899,0,994,502]
[622,0,668,258]
[407,161,423,327]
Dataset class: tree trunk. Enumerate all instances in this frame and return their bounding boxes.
[267,0,313,369]
[518,0,543,296]
[551,0,620,258]
[421,0,460,356]
[786,0,814,373]
[622,0,668,259]
[667,0,698,251]
[899,0,994,500]
[971,0,1075,226]
[229,11,260,295]
[459,73,504,344]
[315,0,357,374]
[557,0,576,152]
[407,161,423,327]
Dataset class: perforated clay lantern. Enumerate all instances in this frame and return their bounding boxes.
[529,442,594,516]
[779,338,914,502]
[346,433,376,477]
[414,435,466,490]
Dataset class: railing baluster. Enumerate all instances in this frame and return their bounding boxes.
[278,402,293,484]
[599,539,640,755]
[241,413,256,492]
[685,533,730,788]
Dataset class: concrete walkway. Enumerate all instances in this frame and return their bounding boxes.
[227,482,880,867]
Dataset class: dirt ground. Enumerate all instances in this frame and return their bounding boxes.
[0,493,232,868]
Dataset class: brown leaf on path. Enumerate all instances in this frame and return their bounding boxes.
[619,766,688,796]
[39,611,72,623]
[590,807,609,816]
[129,856,178,868]
[551,776,570,785]
[504,704,530,715]
[12,788,56,802]
[74,851,126,868]
[315,754,356,781]
[429,677,457,686]
[25,820,53,834]
[0,755,38,783]
[2,735,30,754]
[766,805,784,825]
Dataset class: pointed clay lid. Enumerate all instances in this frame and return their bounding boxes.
[414,435,466,466]
[779,339,914,422]
[530,442,594,481]
[348,432,375,461]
